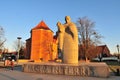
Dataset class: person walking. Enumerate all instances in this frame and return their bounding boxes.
[10,56,14,70]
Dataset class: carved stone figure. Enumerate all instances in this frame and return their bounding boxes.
[57,16,78,64]
[57,22,65,51]
[57,22,64,59]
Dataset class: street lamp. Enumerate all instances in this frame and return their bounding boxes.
[17,37,22,64]
[116,44,119,61]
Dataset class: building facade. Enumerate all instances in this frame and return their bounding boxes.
[78,44,111,60]
[97,45,111,57]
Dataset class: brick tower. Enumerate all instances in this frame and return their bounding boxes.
[30,21,54,62]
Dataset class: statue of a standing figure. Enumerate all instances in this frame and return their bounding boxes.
[57,16,78,64]
[57,22,64,59]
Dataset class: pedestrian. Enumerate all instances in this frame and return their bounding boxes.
[11,60,14,70]
[10,57,14,70]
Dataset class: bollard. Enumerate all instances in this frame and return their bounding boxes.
[116,69,119,76]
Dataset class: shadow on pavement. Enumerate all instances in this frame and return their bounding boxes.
[0,65,23,72]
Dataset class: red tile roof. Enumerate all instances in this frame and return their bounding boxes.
[32,21,52,31]
[97,45,110,56]
[97,45,107,52]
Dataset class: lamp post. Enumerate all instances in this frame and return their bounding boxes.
[17,37,22,64]
[116,44,119,62]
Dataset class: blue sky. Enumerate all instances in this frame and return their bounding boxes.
[0,0,120,54]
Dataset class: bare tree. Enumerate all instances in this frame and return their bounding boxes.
[77,17,102,60]
[13,40,20,51]
[13,40,26,58]
[0,26,6,50]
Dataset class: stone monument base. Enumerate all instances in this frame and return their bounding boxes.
[23,62,109,78]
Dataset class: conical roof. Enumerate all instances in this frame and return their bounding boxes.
[32,21,52,31]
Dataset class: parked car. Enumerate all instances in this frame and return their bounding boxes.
[92,57,118,62]
[2,55,17,61]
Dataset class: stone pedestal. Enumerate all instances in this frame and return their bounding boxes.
[23,62,109,78]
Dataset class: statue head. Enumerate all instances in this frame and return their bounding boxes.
[57,21,64,32]
[65,16,71,23]
[57,21,61,26]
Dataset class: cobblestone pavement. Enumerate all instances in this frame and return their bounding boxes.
[0,66,119,80]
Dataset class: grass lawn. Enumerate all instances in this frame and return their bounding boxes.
[91,60,120,76]
[105,61,120,76]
